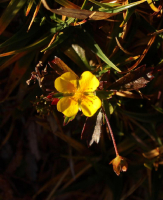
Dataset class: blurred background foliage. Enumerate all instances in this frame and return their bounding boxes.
[1,0,163,199]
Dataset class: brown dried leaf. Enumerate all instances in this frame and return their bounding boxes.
[115,91,141,99]
[1,52,34,102]
[25,152,38,181]
[60,164,92,190]
[27,0,42,31]
[0,52,27,72]
[26,61,48,88]
[0,120,14,149]
[27,121,41,161]
[115,37,133,55]
[41,0,118,20]
[34,160,93,198]
[0,175,13,200]
[1,62,27,102]
[108,65,154,91]
[6,140,23,174]
[120,176,147,200]
[46,168,70,200]
[142,146,163,159]
[43,115,91,154]
[120,35,156,73]
[123,75,153,90]
[49,56,78,78]
[26,0,35,16]
[89,111,103,146]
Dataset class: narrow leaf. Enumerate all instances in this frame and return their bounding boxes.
[28,0,42,31]
[26,0,35,16]
[0,52,27,72]
[0,23,40,48]
[99,0,146,13]
[63,116,76,126]
[41,27,74,52]
[0,52,35,102]
[89,0,114,8]
[78,30,121,72]
[64,44,91,70]
[152,105,163,114]
[0,34,53,57]
[0,0,27,35]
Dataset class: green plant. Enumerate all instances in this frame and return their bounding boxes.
[0,0,163,199]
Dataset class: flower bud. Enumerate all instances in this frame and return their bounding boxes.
[51,98,59,105]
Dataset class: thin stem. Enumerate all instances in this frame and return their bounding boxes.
[102,106,119,156]
[81,0,88,9]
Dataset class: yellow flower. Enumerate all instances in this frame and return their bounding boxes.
[54,71,101,117]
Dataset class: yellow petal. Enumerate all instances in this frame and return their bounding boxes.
[57,97,79,117]
[54,72,77,93]
[79,71,99,92]
[81,95,101,117]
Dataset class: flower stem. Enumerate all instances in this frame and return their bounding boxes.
[102,106,119,156]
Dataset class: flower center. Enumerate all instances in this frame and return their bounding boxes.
[63,81,95,104]
[72,88,84,102]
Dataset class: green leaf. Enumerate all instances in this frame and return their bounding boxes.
[96,91,114,99]
[120,6,135,27]
[152,105,163,114]
[89,0,115,8]
[62,41,93,71]
[0,0,28,35]
[103,100,112,119]
[63,46,91,71]
[0,33,53,57]
[41,27,74,52]
[63,115,76,126]
[99,0,146,13]
[78,29,121,72]
[0,23,40,48]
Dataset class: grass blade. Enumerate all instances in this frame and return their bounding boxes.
[78,29,121,72]
[99,0,146,13]
[0,0,27,35]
